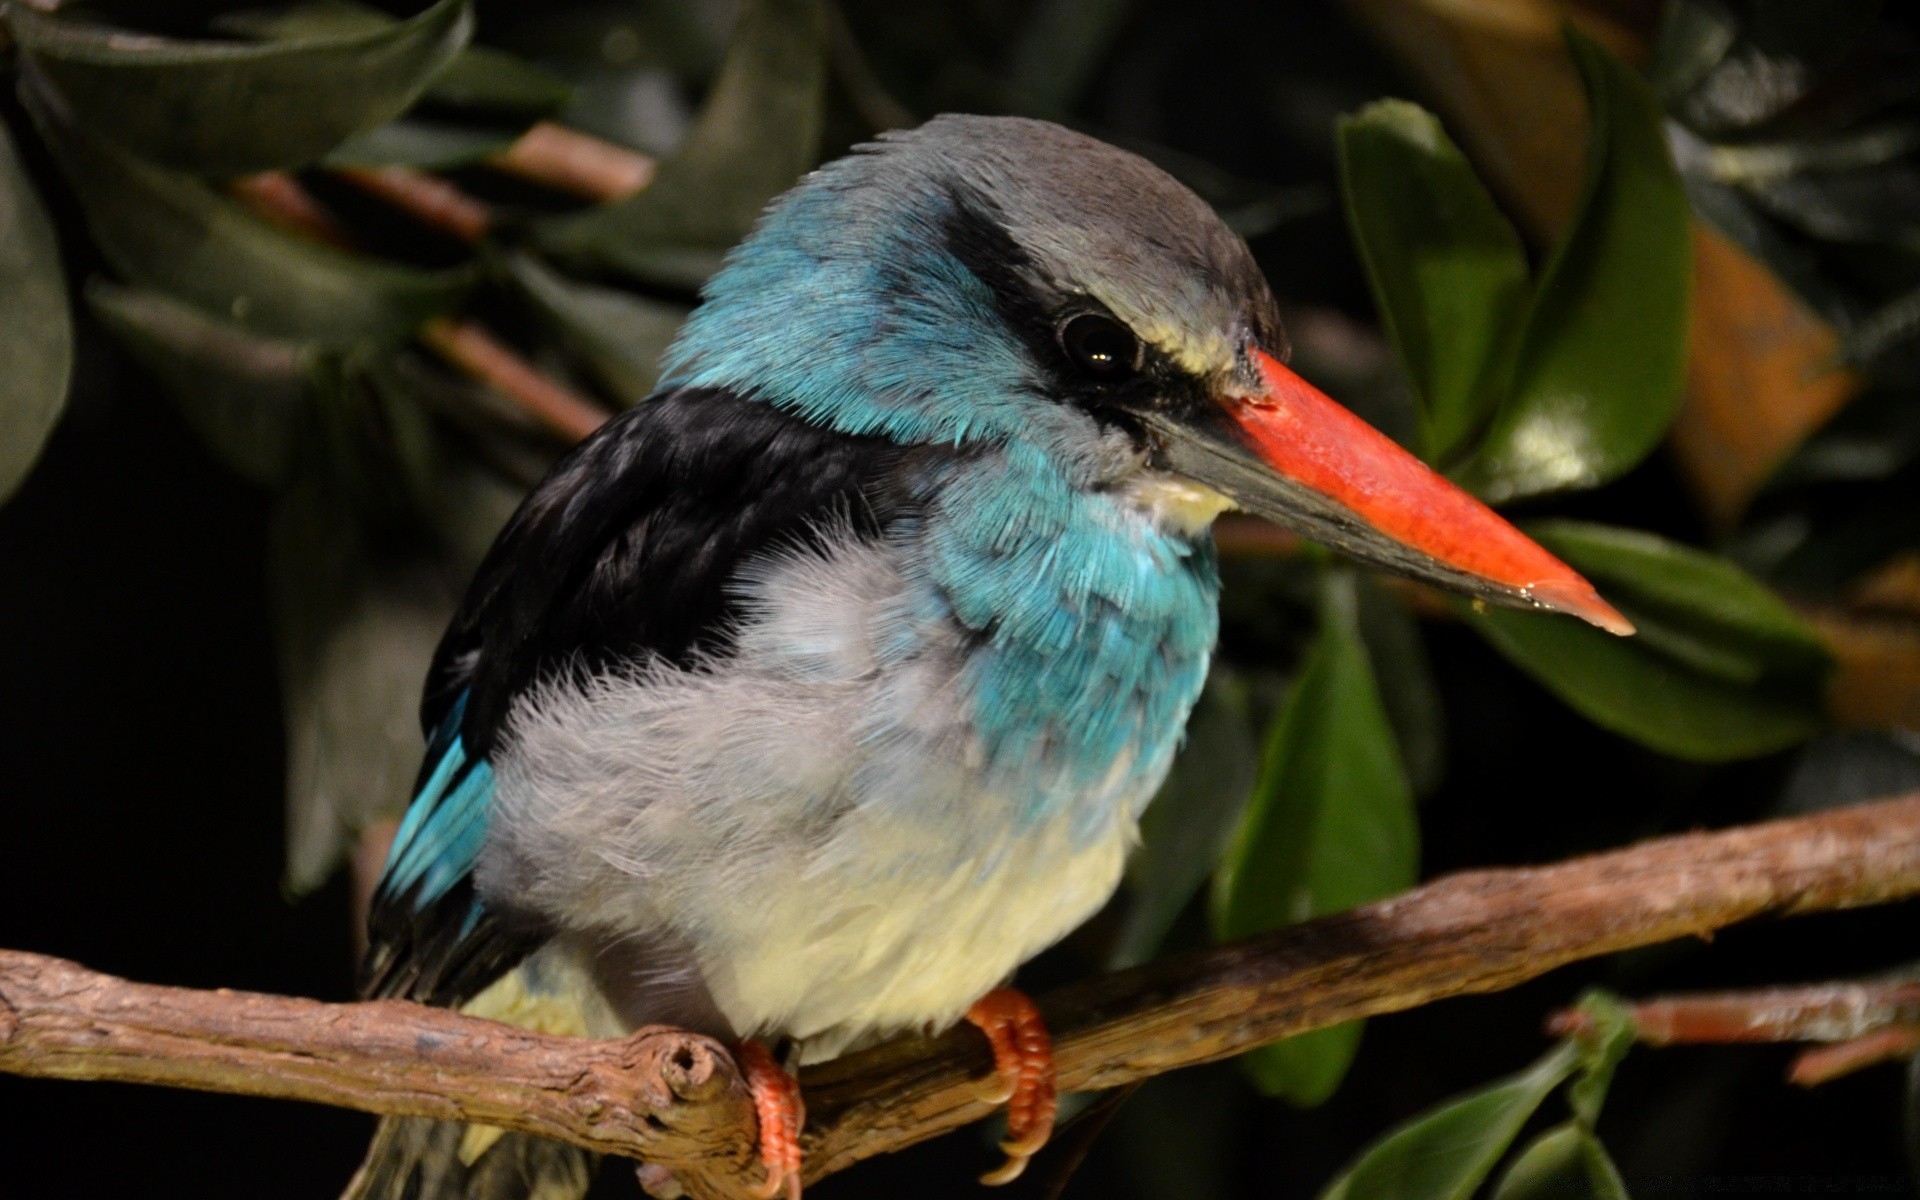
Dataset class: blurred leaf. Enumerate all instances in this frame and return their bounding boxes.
[1649,0,1739,107]
[1669,221,1861,527]
[1670,0,1884,136]
[537,0,827,286]
[502,252,688,405]
[1318,1039,1583,1200]
[1337,100,1529,464]
[1355,575,1446,798]
[1566,991,1636,1129]
[325,117,520,169]
[1491,1124,1630,1200]
[1004,0,1139,113]
[1455,29,1691,503]
[1213,573,1417,1106]
[0,116,72,506]
[27,95,470,344]
[272,465,455,893]
[1466,523,1827,761]
[8,0,472,174]
[1112,667,1262,969]
[427,45,573,116]
[86,281,315,487]
[217,1,573,118]
[1777,730,1920,816]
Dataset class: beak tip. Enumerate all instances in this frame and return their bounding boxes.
[1528,579,1635,637]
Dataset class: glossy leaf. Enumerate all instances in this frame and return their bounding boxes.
[1491,1124,1630,1200]
[1112,667,1263,968]
[1466,522,1828,760]
[1319,1040,1583,1200]
[216,1,573,118]
[1455,29,1692,503]
[28,95,471,344]
[0,117,72,506]
[87,281,315,488]
[1214,574,1418,1105]
[1337,100,1530,464]
[537,0,827,286]
[502,253,689,405]
[1531,521,1830,683]
[9,0,473,174]
[1470,605,1824,760]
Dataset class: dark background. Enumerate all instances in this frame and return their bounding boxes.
[5,0,1920,1196]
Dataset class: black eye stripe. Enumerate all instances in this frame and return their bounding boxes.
[1058,312,1141,380]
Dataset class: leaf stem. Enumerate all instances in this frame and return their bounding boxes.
[228,172,359,249]
[418,317,608,443]
[487,121,656,201]
[1548,982,1920,1046]
[1789,1027,1920,1087]
[332,165,492,244]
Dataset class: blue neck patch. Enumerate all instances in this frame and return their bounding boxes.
[664,149,1221,839]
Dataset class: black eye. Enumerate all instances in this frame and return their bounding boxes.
[1058,313,1140,380]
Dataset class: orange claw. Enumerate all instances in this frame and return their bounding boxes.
[964,988,1058,1186]
[735,1039,805,1200]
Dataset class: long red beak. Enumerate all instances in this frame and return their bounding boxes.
[1144,349,1632,634]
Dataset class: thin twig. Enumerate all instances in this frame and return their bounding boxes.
[1790,1027,1920,1087]
[489,121,656,201]
[333,166,493,244]
[1548,983,1920,1046]
[419,317,610,443]
[4,794,1919,1198]
[229,172,359,250]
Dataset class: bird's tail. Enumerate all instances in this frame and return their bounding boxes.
[342,1116,594,1200]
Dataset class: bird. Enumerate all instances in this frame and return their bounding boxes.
[346,113,1631,1200]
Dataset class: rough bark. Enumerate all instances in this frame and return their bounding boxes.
[4,794,1919,1198]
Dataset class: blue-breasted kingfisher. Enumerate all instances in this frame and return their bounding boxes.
[348,115,1631,1200]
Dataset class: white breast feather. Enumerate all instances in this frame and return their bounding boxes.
[476,532,1157,1061]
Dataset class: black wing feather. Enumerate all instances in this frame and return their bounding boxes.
[364,387,908,1003]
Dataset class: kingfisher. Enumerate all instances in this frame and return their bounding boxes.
[347,114,1630,1200]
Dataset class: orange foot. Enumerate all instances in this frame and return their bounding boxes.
[964,988,1058,1185]
[735,1039,805,1200]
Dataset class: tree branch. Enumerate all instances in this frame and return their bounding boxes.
[5,795,1919,1198]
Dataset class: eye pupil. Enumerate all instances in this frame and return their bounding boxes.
[1061,313,1138,380]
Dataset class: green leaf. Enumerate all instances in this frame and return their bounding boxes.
[1112,667,1263,969]
[1213,573,1419,1106]
[324,118,521,170]
[1566,991,1637,1129]
[502,252,688,405]
[272,463,456,894]
[27,93,471,344]
[86,281,315,487]
[1319,1039,1583,1200]
[8,0,473,174]
[1337,100,1530,465]
[1465,523,1828,760]
[536,0,827,286]
[1491,1124,1631,1200]
[1454,27,1692,502]
[0,116,72,506]
[216,1,573,118]
[1470,605,1823,760]
[1531,521,1830,683]
[272,352,525,890]
[1355,578,1446,797]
